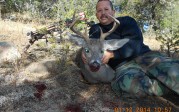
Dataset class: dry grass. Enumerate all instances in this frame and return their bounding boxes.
[0,20,49,53]
[144,37,161,51]
[0,20,31,52]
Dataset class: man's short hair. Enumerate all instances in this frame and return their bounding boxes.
[97,0,114,10]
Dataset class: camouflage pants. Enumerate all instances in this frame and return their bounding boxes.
[111,51,179,97]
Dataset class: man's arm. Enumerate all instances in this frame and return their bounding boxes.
[113,16,148,60]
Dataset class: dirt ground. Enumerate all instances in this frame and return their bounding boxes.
[0,20,179,112]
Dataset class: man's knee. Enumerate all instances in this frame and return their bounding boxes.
[112,68,151,97]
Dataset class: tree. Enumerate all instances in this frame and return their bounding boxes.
[129,0,178,57]
[155,0,179,57]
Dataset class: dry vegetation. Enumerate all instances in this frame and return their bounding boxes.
[0,20,178,112]
[0,20,162,54]
[143,36,161,51]
[0,20,33,52]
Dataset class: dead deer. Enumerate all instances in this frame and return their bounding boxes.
[70,14,129,83]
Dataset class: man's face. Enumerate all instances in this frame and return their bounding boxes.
[96,1,115,25]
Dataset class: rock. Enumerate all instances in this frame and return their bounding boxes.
[23,59,60,80]
[53,32,62,43]
[0,42,21,64]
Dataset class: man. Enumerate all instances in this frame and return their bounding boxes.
[82,0,179,97]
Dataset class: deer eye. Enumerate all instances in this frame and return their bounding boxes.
[84,48,89,53]
[101,50,104,54]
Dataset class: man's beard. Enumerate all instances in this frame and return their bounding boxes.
[100,14,108,19]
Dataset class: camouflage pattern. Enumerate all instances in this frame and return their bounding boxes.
[111,51,179,97]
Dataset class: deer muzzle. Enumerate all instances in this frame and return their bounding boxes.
[89,61,101,72]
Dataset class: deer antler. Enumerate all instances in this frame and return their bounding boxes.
[69,12,89,42]
[100,14,120,40]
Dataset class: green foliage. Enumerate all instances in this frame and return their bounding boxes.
[1,0,95,21]
[52,0,97,22]
[36,27,49,34]
[155,0,179,57]
[127,0,179,57]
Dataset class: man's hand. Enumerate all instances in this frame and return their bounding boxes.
[101,50,114,64]
[78,12,86,20]
[82,50,114,64]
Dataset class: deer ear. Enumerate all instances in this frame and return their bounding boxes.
[103,39,129,50]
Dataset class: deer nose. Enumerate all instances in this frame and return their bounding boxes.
[89,61,100,72]
[92,61,100,67]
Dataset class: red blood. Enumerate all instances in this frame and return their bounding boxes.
[34,83,47,93]
[64,104,82,112]
[33,83,47,100]
[34,92,43,100]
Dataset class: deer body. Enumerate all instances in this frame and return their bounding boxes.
[71,14,129,83]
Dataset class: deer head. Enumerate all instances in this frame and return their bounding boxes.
[70,14,129,72]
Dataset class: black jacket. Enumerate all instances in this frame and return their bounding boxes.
[89,16,151,69]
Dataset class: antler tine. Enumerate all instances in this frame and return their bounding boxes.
[100,14,120,40]
[69,12,89,42]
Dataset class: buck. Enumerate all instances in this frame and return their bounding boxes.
[70,14,129,83]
